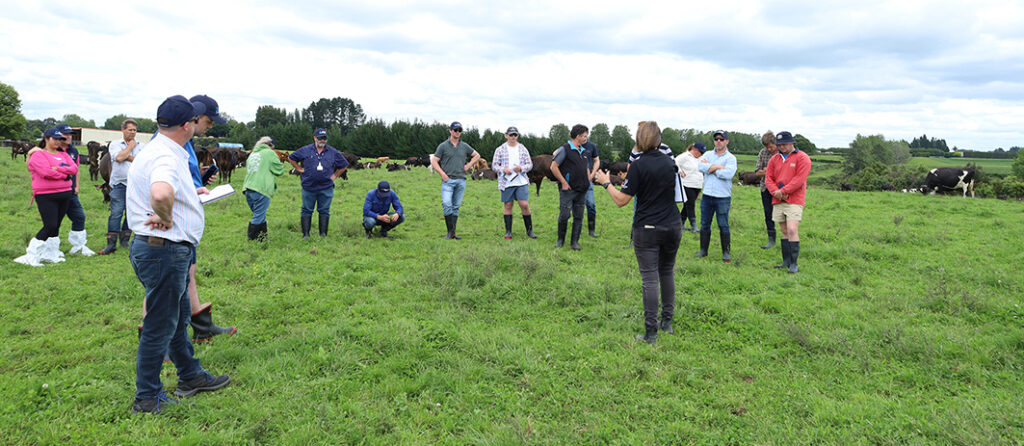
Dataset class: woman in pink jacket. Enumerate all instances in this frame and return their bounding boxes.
[14,128,78,267]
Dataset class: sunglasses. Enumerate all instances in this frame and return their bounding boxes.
[508,133,519,137]
[714,138,726,141]
[452,129,462,133]
[316,136,328,140]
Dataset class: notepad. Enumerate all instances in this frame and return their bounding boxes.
[200,184,235,205]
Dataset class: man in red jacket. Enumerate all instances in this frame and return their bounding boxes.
[765,131,811,273]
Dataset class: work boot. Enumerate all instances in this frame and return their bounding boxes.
[119,230,133,248]
[68,230,95,256]
[523,215,537,239]
[721,231,731,263]
[173,371,230,398]
[775,239,791,269]
[588,214,598,237]
[300,217,311,240]
[570,218,583,251]
[555,220,567,247]
[131,390,178,415]
[788,241,800,274]
[504,214,513,240]
[761,232,776,249]
[635,327,658,345]
[318,215,329,237]
[695,230,710,257]
[98,232,118,255]
[659,319,674,334]
[247,223,258,241]
[190,303,237,343]
[13,238,45,267]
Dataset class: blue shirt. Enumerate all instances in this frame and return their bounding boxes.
[65,145,79,189]
[363,189,404,218]
[697,149,737,198]
[288,144,350,192]
[184,140,203,188]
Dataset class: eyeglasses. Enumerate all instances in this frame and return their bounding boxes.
[508,133,519,137]
[714,138,725,141]
[452,129,462,133]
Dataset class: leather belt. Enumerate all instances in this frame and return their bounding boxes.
[135,235,192,247]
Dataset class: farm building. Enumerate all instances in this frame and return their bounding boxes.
[66,127,154,146]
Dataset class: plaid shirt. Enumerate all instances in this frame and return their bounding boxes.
[492,142,533,191]
[755,148,774,191]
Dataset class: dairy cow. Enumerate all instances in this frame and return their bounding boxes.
[921,168,975,198]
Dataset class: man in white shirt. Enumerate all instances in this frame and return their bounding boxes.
[99,119,144,254]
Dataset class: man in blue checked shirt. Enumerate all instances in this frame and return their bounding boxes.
[695,130,738,262]
[363,181,404,239]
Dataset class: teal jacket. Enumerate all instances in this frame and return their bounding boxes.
[243,144,285,197]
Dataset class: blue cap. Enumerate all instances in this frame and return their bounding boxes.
[314,128,328,138]
[713,130,729,139]
[43,128,66,139]
[776,131,796,144]
[377,181,391,195]
[450,121,463,131]
[157,95,199,128]
[56,124,74,135]
[188,94,227,124]
[693,142,706,153]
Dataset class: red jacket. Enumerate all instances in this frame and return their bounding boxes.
[765,150,811,206]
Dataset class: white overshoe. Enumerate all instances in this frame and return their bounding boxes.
[68,230,96,256]
[13,238,45,267]
[40,237,66,263]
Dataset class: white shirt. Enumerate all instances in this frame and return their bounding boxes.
[675,151,704,188]
[109,138,144,186]
[126,133,204,246]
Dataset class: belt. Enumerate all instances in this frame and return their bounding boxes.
[135,235,192,247]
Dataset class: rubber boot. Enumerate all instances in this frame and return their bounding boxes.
[300,217,311,240]
[761,232,776,249]
[40,237,66,263]
[68,230,95,256]
[680,212,690,232]
[444,215,454,239]
[318,214,329,237]
[555,220,567,247]
[721,231,731,263]
[695,230,710,257]
[247,223,258,241]
[636,326,657,345]
[119,230,133,248]
[788,241,800,274]
[587,214,598,237]
[256,222,268,241]
[775,239,791,269]
[98,232,118,255]
[690,217,699,233]
[523,215,537,239]
[450,215,461,239]
[570,218,583,251]
[13,238,45,267]
[380,224,393,239]
[190,303,237,343]
[659,319,674,334]
[365,227,373,239]
[504,214,513,240]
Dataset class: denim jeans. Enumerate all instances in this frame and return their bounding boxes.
[245,190,271,224]
[760,188,776,237]
[130,238,204,400]
[363,214,405,231]
[66,194,86,231]
[300,188,333,217]
[585,183,596,216]
[440,179,466,216]
[107,183,129,233]
[632,221,682,330]
[699,195,731,233]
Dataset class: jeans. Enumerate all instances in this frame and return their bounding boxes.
[700,195,731,233]
[680,187,701,223]
[35,190,72,240]
[245,190,271,224]
[363,214,405,231]
[107,183,129,233]
[440,179,466,216]
[300,188,333,217]
[633,221,682,330]
[760,189,776,237]
[130,238,203,400]
[585,183,596,216]
[66,194,86,231]
[558,189,587,223]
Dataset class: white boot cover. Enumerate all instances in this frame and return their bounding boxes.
[13,238,45,267]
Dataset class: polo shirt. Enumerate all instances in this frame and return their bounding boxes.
[434,139,476,180]
[126,133,204,246]
[620,150,679,227]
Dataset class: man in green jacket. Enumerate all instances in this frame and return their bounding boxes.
[243,137,285,240]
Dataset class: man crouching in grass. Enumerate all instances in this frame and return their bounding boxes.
[127,96,229,414]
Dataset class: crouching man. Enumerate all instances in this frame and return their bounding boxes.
[363,181,404,238]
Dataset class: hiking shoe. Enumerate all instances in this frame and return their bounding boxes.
[131,390,178,414]
[174,371,230,397]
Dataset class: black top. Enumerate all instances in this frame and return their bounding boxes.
[552,142,593,192]
[620,150,679,227]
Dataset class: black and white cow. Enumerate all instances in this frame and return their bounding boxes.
[921,168,975,198]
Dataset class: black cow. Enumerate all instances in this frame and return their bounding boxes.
[839,184,854,191]
[87,141,107,181]
[471,168,497,180]
[737,171,759,185]
[921,168,975,198]
[10,141,32,160]
[386,163,409,172]
[527,155,559,196]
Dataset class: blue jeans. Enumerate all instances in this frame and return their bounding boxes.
[700,195,731,233]
[130,238,204,400]
[300,188,333,217]
[440,179,466,216]
[585,183,596,216]
[363,214,405,231]
[245,190,271,224]
[66,194,86,231]
[107,183,129,233]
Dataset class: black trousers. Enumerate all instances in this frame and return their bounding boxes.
[35,190,73,240]
[632,221,683,330]
[557,190,587,223]
[680,187,701,221]
[760,189,776,237]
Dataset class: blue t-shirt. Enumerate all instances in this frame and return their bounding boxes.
[288,144,350,191]
[184,140,204,188]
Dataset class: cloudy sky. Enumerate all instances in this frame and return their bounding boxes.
[3,0,1023,150]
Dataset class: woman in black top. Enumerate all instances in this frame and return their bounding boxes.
[595,121,682,345]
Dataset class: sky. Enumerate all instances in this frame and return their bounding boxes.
[3,0,1023,150]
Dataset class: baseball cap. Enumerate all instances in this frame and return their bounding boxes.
[693,142,707,153]
[450,121,463,131]
[377,181,391,196]
[775,131,796,144]
[314,128,328,138]
[156,95,199,127]
[43,128,66,139]
[713,130,729,139]
[506,126,519,134]
[56,124,74,135]
[188,94,227,124]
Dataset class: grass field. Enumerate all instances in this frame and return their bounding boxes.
[907,157,1014,176]
[1,153,1023,444]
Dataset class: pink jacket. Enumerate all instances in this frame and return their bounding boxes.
[28,150,77,195]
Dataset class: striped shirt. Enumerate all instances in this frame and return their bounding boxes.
[126,133,205,246]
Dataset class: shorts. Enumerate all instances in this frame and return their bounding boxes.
[500,185,529,202]
[772,203,803,222]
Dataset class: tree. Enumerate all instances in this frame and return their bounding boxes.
[548,123,569,145]
[254,105,288,128]
[61,113,95,128]
[1012,150,1024,180]
[0,82,27,140]
[303,97,365,135]
[611,124,634,152]
[843,134,911,174]
[590,123,611,153]
[103,114,130,130]
[793,134,818,155]
[24,118,57,140]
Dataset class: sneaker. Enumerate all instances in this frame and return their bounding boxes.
[131,390,178,414]
[174,371,230,397]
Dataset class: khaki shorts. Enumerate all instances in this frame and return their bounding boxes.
[772,203,803,222]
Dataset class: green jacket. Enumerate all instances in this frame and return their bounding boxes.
[243,144,285,197]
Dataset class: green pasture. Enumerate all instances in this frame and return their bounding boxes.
[908,157,1014,176]
[1,154,1023,444]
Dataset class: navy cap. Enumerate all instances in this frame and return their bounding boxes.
[377,181,391,195]
[314,128,328,138]
[56,124,74,135]
[506,126,519,134]
[693,142,706,153]
[43,128,66,139]
[450,121,463,131]
[776,131,796,144]
[157,95,199,128]
[188,94,227,124]
[713,130,729,139]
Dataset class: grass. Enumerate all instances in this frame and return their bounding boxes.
[1,154,1023,444]
[907,157,1014,176]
